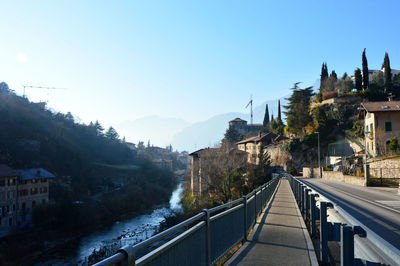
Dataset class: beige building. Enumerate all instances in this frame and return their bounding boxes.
[236,132,288,165]
[362,101,400,157]
[16,168,55,225]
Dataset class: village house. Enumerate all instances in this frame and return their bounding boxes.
[15,168,55,225]
[0,165,55,235]
[0,165,18,231]
[236,132,288,165]
[361,101,400,157]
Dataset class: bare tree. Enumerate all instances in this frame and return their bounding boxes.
[199,144,247,203]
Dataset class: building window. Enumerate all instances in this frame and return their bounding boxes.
[41,179,47,183]
[30,188,38,195]
[0,180,4,187]
[385,122,392,132]
[42,199,46,204]
[19,190,28,196]
[32,201,36,208]
[8,178,14,186]
[40,187,48,194]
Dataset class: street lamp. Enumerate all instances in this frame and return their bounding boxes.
[315,131,321,178]
[357,106,369,185]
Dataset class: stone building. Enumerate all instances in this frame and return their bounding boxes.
[361,101,400,157]
[229,118,263,137]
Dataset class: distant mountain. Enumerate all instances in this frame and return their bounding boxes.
[171,97,288,152]
[115,115,190,147]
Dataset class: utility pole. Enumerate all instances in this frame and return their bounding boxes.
[316,131,321,178]
[245,95,253,125]
[358,106,369,185]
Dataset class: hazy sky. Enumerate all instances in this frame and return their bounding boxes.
[1,1,400,127]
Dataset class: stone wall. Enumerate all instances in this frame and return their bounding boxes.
[368,157,400,178]
[303,167,321,178]
[322,171,366,186]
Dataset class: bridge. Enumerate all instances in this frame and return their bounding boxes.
[94,174,400,266]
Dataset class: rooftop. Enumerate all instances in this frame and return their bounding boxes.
[16,168,56,181]
[229,118,247,123]
[236,132,288,144]
[362,101,400,113]
[0,164,18,178]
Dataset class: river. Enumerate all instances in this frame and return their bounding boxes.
[66,182,184,265]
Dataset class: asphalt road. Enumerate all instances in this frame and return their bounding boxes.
[299,178,400,250]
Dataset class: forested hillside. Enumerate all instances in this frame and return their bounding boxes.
[0,82,176,230]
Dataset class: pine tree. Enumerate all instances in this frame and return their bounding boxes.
[284,82,314,136]
[362,48,369,90]
[94,120,104,136]
[342,72,348,79]
[105,126,119,140]
[223,125,243,144]
[354,68,362,91]
[278,100,281,121]
[382,52,392,93]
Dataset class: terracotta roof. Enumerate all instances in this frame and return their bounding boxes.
[0,164,18,178]
[362,101,400,113]
[236,132,289,145]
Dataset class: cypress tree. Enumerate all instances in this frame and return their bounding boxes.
[331,70,338,81]
[354,68,362,91]
[278,100,281,121]
[320,62,329,92]
[263,104,270,127]
[382,52,392,93]
[362,48,369,90]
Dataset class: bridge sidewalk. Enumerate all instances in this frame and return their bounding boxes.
[226,179,318,266]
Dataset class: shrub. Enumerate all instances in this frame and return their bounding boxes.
[322,91,338,100]
[388,137,399,152]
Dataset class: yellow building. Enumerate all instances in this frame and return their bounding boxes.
[361,101,400,157]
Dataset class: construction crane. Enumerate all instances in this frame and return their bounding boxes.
[245,95,253,125]
[22,85,67,98]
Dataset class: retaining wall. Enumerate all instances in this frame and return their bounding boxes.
[322,171,366,187]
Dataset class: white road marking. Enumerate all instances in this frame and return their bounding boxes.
[376,201,400,208]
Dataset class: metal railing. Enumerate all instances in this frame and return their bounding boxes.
[93,177,280,266]
[286,173,400,266]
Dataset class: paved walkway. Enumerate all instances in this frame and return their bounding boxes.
[226,179,318,266]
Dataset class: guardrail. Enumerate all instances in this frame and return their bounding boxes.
[286,173,400,266]
[93,177,280,266]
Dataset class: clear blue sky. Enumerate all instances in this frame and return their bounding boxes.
[1,1,400,127]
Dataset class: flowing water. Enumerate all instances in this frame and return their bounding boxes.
[59,182,184,265]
